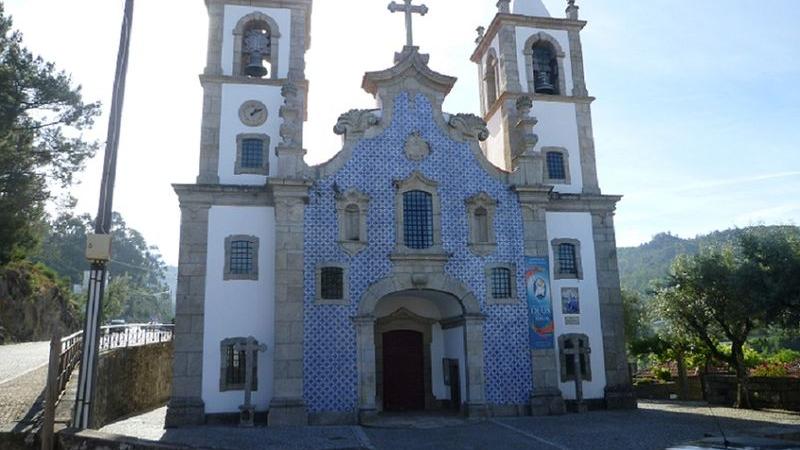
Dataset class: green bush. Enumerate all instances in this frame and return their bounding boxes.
[653,366,672,382]
[751,363,789,377]
[768,349,800,364]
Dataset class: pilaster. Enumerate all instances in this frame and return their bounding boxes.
[463,314,488,417]
[197,80,222,185]
[166,201,211,427]
[591,210,637,409]
[353,315,377,423]
[269,181,311,426]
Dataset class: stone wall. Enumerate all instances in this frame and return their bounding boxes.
[93,342,173,429]
[705,375,800,411]
[634,376,703,401]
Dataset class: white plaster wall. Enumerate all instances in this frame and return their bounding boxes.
[515,27,573,97]
[431,324,446,399]
[202,206,276,414]
[374,297,442,319]
[221,5,291,78]
[443,327,467,404]
[545,212,607,400]
[512,0,551,17]
[484,110,507,170]
[218,83,283,183]
[534,100,583,193]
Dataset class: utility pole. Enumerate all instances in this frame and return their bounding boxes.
[73,0,135,429]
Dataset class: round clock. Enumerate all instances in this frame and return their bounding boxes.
[238,100,268,127]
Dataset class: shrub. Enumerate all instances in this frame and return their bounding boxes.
[653,366,672,382]
[768,349,800,365]
[751,363,788,378]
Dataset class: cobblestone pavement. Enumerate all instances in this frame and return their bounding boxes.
[0,341,50,385]
[0,365,47,430]
[98,401,800,450]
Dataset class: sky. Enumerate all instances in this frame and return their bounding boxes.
[4,0,800,266]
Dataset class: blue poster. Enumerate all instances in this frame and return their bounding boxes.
[525,256,554,350]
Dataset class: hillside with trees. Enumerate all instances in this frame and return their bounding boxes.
[0,5,171,342]
[618,226,800,295]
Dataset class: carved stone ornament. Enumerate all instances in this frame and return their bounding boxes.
[404,132,431,161]
[333,109,380,137]
[448,114,489,142]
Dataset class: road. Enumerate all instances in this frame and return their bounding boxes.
[0,341,50,386]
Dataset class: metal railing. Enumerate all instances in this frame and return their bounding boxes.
[98,323,174,352]
[40,323,174,449]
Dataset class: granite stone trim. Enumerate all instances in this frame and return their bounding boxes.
[551,238,583,280]
[234,134,270,176]
[558,333,592,382]
[471,14,587,63]
[165,202,210,427]
[335,189,370,256]
[590,209,635,407]
[315,262,349,305]
[173,183,273,207]
[566,28,588,97]
[497,23,522,93]
[219,337,260,392]
[575,102,601,194]
[223,235,260,281]
[522,32,567,97]
[393,171,443,254]
[197,81,222,184]
[485,263,519,305]
[231,11,282,80]
[465,192,498,257]
[542,147,571,186]
[483,49,500,110]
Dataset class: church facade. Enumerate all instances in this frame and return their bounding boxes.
[166,0,635,427]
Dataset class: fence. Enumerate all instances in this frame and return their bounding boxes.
[40,323,174,450]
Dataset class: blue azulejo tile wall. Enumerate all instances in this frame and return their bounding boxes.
[303,92,532,413]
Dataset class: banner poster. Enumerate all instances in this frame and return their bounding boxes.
[525,256,555,350]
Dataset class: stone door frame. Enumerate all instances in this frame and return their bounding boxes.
[353,274,488,422]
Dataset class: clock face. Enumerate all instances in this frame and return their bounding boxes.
[238,100,268,127]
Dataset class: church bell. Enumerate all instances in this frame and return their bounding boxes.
[245,51,268,78]
[535,72,556,95]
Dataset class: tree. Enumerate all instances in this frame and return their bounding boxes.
[655,243,773,408]
[0,4,100,263]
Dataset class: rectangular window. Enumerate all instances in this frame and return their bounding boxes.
[230,240,254,274]
[546,151,566,180]
[240,138,264,169]
[403,190,434,249]
[320,267,344,300]
[558,243,577,276]
[491,267,513,299]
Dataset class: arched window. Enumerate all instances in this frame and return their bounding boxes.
[474,207,489,243]
[345,204,360,242]
[484,53,499,107]
[403,190,434,249]
[532,43,559,95]
[546,151,566,181]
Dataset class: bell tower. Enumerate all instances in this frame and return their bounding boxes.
[196,0,312,185]
[471,0,599,196]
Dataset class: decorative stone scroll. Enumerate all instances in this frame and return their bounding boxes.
[448,113,489,142]
[333,109,380,138]
[513,95,539,160]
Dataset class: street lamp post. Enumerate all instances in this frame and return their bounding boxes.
[73,0,135,429]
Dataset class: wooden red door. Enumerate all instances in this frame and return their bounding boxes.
[382,330,425,411]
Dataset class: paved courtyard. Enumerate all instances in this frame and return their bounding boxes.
[97,401,800,450]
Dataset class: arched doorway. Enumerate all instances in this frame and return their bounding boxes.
[353,274,488,422]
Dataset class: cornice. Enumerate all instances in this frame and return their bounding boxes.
[471,14,587,62]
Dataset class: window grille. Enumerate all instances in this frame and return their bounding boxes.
[403,190,434,249]
[225,345,247,386]
[240,138,264,169]
[546,151,566,181]
[491,267,513,299]
[321,267,344,300]
[558,243,578,276]
[230,240,254,274]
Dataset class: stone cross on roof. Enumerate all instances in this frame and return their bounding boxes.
[388,0,429,47]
